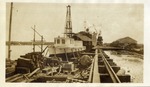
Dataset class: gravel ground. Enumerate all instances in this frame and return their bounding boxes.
[105,51,143,83]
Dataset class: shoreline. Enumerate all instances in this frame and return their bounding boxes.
[105,51,143,83]
[110,50,143,59]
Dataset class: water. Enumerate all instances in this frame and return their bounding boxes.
[105,51,143,83]
[6,46,48,60]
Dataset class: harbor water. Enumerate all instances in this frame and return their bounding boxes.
[6,46,48,60]
[105,51,143,83]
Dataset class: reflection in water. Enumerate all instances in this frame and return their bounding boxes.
[105,51,143,83]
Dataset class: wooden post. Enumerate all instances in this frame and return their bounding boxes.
[33,25,35,52]
[8,2,13,61]
[75,49,79,58]
[71,48,75,58]
[64,48,68,62]
[41,36,43,52]
[77,49,80,57]
[53,46,57,58]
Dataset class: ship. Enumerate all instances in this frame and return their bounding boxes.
[48,5,102,61]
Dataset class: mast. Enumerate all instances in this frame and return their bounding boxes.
[8,2,13,61]
[31,25,44,53]
[65,5,72,38]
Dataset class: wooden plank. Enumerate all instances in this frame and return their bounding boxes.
[28,68,40,78]
[6,74,21,81]
[8,75,23,82]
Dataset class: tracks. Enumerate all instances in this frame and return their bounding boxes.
[90,49,122,83]
[99,49,121,83]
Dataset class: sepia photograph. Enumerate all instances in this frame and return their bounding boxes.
[5,2,144,83]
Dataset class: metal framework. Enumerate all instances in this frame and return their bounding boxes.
[65,5,72,38]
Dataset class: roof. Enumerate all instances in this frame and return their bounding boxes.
[116,37,137,43]
[76,34,92,41]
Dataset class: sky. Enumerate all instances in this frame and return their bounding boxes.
[6,3,144,43]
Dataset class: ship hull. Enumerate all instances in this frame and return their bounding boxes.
[48,46,85,61]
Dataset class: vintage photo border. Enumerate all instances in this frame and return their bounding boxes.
[0,0,150,87]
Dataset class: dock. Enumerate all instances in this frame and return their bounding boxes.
[6,47,131,83]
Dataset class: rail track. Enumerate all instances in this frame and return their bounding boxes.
[89,48,130,83]
[99,49,121,83]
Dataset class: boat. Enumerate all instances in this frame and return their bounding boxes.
[48,5,91,61]
[47,5,102,61]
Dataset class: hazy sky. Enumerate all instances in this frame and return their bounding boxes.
[6,3,143,43]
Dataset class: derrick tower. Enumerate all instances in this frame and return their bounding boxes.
[65,5,73,38]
